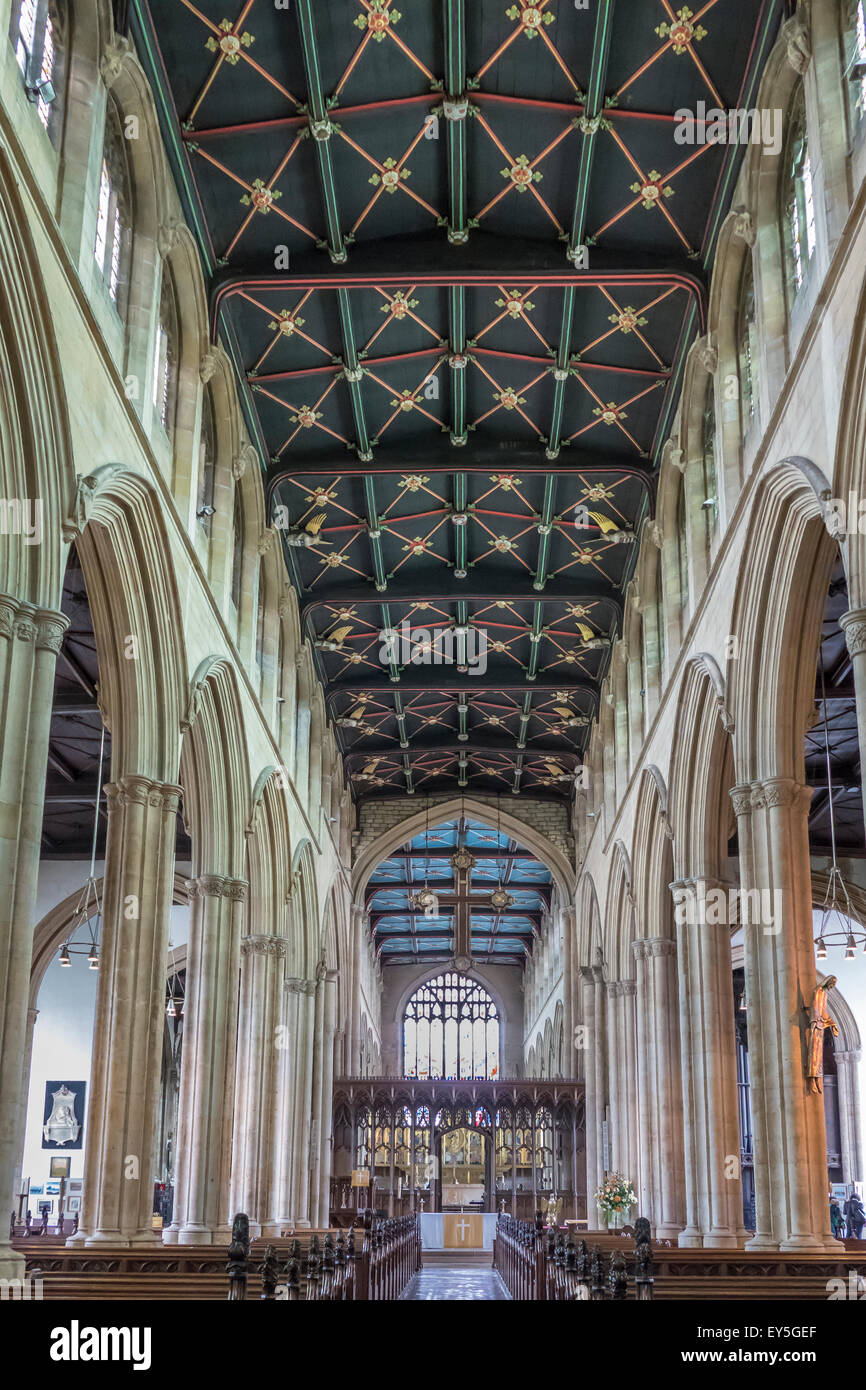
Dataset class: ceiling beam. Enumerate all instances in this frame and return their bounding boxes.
[344,743,582,765]
[211,231,706,318]
[327,676,597,703]
[303,578,622,621]
[370,851,552,864]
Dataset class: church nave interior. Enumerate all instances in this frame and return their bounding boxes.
[3,0,866,1332]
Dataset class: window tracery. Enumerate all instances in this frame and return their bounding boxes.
[403,972,499,1080]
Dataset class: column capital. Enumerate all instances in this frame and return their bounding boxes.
[834,1049,861,1064]
[240,935,287,958]
[749,777,812,813]
[104,776,183,814]
[633,936,676,959]
[729,783,753,818]
[286,976,317,995]
[0,595,69,652]
[191,875,247,901]
[841,609,866,657]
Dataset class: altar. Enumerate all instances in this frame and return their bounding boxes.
[419,1212,498,1251]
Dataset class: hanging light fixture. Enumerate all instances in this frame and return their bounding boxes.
[57,726,106,971]
[408,799,439,918]
[813,658,866,961]
[488,797,515,911]
[165,953,185,1019]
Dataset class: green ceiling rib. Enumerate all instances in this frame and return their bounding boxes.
[568,0,615,263]
[545,285,576,462]
[443,0,468,245]
[294,0,347,262]
[532,474,558,594]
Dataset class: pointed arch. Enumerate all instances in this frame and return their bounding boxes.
[180,657,251,877]
[73,464,187,780]
[669,653,737,881]
[351,795,575,909]
[632,764,675,945]
[727,458,836,782]
[0,146,74,608]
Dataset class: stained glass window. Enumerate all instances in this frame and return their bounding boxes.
[403,972,499,1079]
[782,85,815,298]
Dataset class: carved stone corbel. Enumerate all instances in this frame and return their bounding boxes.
[232,442,258,480]
[782,14,810,74]
[731,206,756,247]
[100,37,132,89]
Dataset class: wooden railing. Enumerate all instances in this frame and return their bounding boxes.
[227,1210,421,1301]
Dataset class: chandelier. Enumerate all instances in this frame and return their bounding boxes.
[58,726,106,971]
[408,799,439,918]
[488,798,515,911]
[814,660,866,962]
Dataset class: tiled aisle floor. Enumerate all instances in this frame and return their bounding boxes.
[399,1267,512,1300]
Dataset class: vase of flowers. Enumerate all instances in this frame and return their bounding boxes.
[595,1174,636,1229]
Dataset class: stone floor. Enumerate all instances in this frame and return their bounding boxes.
[399,1266,512,1300]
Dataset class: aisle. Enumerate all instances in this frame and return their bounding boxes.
[399,1267,512,1300]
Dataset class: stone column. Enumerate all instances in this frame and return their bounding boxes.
[316,969,338,1227]
[607,982,638,1187]
[70,776,182,1246]
[229,933,287,1238]
[287,976,316,1227]
[562,907,575,1077]
[841,610,866,823]
[578,966,598,1223]
[14,1008,40,1195]
[731,779,836,1252]
[0,598,66,1279]
[308,964,326,1222]
[672,877,744,1249]
[169,876,246,1244]
[349,907,365,1075]
[634,937,685,1238]
[605,982,621,1178]
[835,1051,864,1187]
[269,973,299,1232]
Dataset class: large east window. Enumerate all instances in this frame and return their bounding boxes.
[403,973,499,1080]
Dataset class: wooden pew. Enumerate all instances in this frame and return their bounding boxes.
[493,1211,866,1301]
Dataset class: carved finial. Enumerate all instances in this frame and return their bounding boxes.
[226,1212,250,1300]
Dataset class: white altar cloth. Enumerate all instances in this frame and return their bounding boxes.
[419,1212,498,1250]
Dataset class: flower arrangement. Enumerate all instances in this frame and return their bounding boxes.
[595,1174,636,1221]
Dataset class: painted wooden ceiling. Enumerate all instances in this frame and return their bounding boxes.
[134,0,782,803]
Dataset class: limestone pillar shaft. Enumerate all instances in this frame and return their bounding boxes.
[606,982,638,1184]
[731,780,836,1252]
[171,876,246,1244]
[834,1051,864,1186]
[672,877,743,1249]
[0,597,66,1279]
[229,934,286,1237]
[316,970,338,1227]
[288,978,316,1227]
[308,968,326,1221]
[841,610,866,823]
[578,967,599,1225]
[72,775,182,1246]
[269,979,300,1230]
[561,908,575,1080]
[604,981,621,1182]
[634,937,685,1237]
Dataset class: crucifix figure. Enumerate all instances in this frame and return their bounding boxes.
[450,846,476,972]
